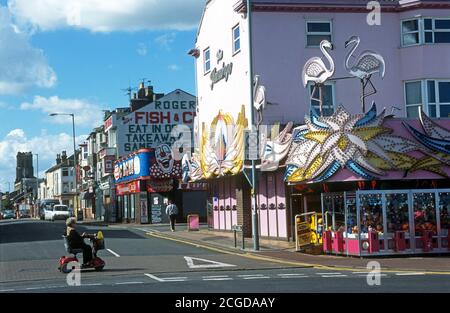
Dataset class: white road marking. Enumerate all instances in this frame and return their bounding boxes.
[107,249,120,257]
[184,256,236,269]
[115,281,144,285]
[0,289,15,292]
[82,283,103,287]
[203,277,233,281]
[242,276,270,280]
[316,272,343,275]
[320,275,348,278]
[395,272,425,276]
[145,273,164,282]
[25,287,47,290]
[202,275,230,279]
[238,274,267,277]
[145,273,187,282]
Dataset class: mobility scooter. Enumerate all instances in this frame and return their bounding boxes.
[58,231,106,273]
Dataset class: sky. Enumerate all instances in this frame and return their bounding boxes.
[0,0,204,192]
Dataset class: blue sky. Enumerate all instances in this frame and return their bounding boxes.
[0,0,203,191]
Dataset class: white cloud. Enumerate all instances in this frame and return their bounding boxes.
[0,129,86,188]
[155,32,177,50]
[20,95,104,128]
[137,43,148,56]
[0,6,57,95]
[8,0,203,33]
[168,64,180,71]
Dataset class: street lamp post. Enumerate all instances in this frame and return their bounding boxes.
[246,0,260,251]
[49,113,78,216]
[33,153,39,218]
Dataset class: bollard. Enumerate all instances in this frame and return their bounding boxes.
[323,230,332,253]
[394,231,406,252]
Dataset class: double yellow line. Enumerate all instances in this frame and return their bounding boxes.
[147,232,450,276]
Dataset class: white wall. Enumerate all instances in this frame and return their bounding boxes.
[195,0,252,137]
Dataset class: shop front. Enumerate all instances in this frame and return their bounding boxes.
[182,107,292,240]
[115,148,208,224]
[319,189,450,256]
[285,105,450,256]
[114,149,151,224]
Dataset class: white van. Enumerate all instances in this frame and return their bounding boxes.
[45,205,70,221]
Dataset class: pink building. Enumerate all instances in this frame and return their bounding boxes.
[186,0,450,254]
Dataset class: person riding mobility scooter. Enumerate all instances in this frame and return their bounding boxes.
[58,217,105,273]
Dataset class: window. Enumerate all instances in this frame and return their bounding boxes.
[232,24,241,54]
[402,18,450,46]
[62,168,69,177]
[306,21,332,47]
[203,48,211,74]
[402,19,420,46]
[405,80,450,118]
[309,83,335,116]
[405,81,423,118]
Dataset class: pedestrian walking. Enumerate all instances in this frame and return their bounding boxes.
[165,200,179,232]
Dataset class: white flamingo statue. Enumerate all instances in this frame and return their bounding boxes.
[344,35,386,113]
[253,75,266,126]
[302,40,335,116]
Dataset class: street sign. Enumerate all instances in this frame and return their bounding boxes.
[245,129,260,161]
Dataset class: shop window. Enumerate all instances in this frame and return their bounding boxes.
[412,192,437,236]
[203,48,211,74]
[359,194,384,234]
[306,21,332,47]
[309,83,335,116]
[232,24,241,54]
[438,192,450,236]
[386,193,410,233]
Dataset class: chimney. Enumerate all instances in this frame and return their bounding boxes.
[61,151,67,163]
[56,154,61,164]
[138,83,146,99]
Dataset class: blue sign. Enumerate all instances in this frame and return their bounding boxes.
[114,149,152,184]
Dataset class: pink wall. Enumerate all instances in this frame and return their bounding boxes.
[251,9,450,125]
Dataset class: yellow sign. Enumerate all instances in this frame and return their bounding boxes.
[296,222,312,248]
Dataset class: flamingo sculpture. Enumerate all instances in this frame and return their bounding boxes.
[253,75,266,126]
[302,40,335,116]
[344,36,386,113]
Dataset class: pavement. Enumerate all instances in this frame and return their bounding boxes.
[1,219,450,293]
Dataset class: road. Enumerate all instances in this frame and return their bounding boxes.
[1,219,449,293]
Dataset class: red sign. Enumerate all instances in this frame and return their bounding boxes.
[104,116,113,132]
[116,180,141,196]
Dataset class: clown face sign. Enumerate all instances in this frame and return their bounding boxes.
[156,144,174,174]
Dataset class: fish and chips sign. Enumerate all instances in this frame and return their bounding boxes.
[118,90,196,156]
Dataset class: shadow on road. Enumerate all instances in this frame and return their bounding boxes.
[0,221,146,244]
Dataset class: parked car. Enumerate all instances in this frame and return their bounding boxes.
[19,209,31,218]
[44,204,70,221]
[2,210,16,220]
